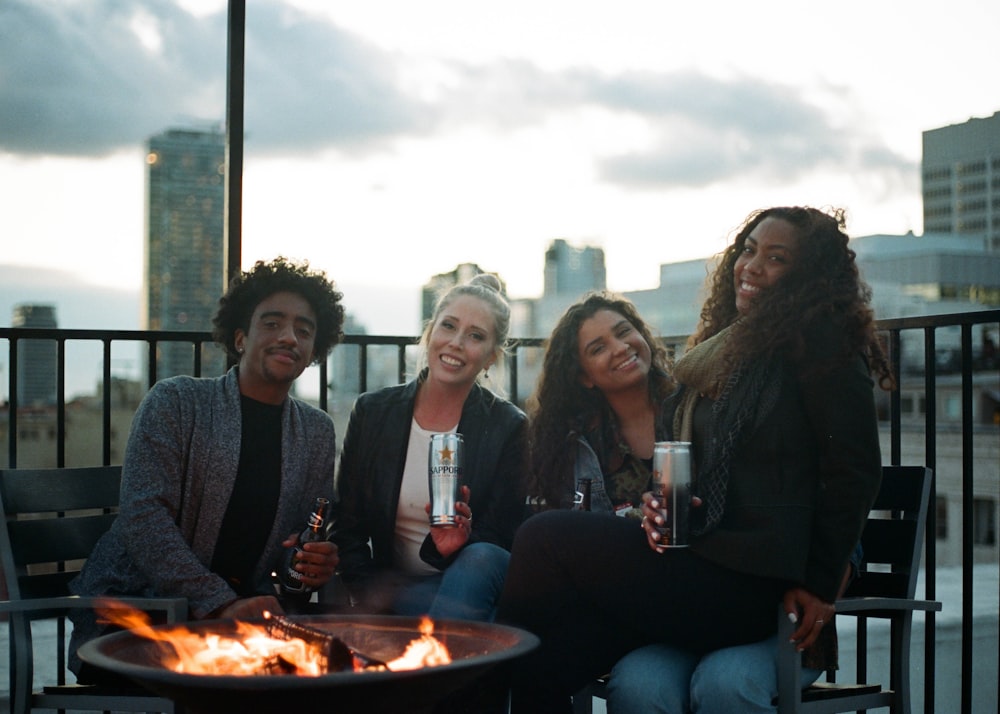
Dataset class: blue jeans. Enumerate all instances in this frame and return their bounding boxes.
[605,637,823,714]
[392,542,510,622]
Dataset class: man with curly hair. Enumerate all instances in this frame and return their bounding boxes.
[69,257,346,681]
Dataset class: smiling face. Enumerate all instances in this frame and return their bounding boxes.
[425,294,498,390]
[234,291,316,403]
[733,216,800,315]
[576,309,652,395]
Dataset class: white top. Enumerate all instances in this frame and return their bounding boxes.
[392,419,456,575]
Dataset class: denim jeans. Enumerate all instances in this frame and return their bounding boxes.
[392,541,510,622]
[605,636,823,714]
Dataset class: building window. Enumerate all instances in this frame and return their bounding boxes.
[935,496,948,539]
[944,395,961,420]
[973,498,996,546]
[957,161,986,176]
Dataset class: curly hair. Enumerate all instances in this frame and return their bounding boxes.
[693,206,893,389]
[212,256,346,364]
[526,291,675,507]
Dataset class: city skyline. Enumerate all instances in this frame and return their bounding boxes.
[2,0,999,304]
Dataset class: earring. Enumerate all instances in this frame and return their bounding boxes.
[484,368,489,378]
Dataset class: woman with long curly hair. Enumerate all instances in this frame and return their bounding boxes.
[525,291,675,515]
[498,207,891,713]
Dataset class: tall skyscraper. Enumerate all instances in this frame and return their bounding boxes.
[922,110,1000,250]
[12,304,57,407]
[543,239,606,297]
[144,127,227,380]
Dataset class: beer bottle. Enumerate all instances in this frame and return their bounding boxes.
[278,497,330,596]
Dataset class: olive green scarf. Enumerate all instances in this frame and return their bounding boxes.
[671,324,783,534]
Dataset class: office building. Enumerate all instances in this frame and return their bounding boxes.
[143,127,227,380]
[11,304,57,407]
[922,110,1000,250]
[543,239,606,297]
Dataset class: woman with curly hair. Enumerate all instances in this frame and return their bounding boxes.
[69,257,346,681]
[525,291,675,516]
[498,207,891,713]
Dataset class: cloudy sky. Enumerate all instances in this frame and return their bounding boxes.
[1,0,998,335]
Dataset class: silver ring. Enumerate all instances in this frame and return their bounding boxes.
[816,619,824,625]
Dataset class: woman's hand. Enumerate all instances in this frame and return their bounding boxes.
[427,485,473,558]
[783,587,835,651]
[281,534,339,589]
[639,490,702,553]
[639,491,665,552]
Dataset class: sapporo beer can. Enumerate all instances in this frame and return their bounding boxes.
[429,433,464,526]
[651,441,692,547]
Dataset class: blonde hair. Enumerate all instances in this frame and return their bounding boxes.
[413,273,511,396]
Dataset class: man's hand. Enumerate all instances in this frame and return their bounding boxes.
[282,534,339,588]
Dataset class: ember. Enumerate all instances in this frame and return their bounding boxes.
[96,600,450,677]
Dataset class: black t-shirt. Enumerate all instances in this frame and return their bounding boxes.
[210,395,282,596]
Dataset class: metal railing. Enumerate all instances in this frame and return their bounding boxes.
[2,308,999,713]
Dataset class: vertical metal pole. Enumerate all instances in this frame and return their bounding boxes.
[224,0,246,289]
[922,327,938,714]
[959,324,974,714]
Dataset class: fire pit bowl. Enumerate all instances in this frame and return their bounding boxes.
[77,614,539,714]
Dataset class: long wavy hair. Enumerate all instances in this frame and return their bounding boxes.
[526,291,675,508]
[692,206,893,388]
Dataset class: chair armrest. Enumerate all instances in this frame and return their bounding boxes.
[775,603,803,713]
[0,594,188,623]
[834,596,942,616]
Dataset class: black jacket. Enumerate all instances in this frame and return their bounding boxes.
[334,376,527,599]
[687,338,882,602]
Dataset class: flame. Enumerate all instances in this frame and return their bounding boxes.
[95,600,450,676]
[384,616,452,671]
[96,599,326,675]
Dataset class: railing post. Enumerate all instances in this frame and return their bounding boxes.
[224,0,245,289]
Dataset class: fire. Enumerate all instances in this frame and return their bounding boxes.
[384,616,452,671]
[95,600,450,676]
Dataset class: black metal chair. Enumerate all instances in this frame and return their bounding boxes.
[572,465,940,714]
[776,465,941,713]
[0,465,186,714]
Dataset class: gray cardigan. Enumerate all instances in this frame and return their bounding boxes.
[69,367,336,661]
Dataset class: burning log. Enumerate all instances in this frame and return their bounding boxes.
[93,599,450,677]
[262,612,388,672]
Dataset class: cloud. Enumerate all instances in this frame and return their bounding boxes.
[0,0,425,156]
[584,70,917,188]
[0,265,140,330]
[0,0,913,190]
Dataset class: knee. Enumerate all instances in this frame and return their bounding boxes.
[690,641,776,714]
[606,644,697,714]
[459,542,509,566]
[452,542,510,580]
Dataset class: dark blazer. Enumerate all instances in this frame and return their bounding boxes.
[334,375,527,600]
[688,342,882,603]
